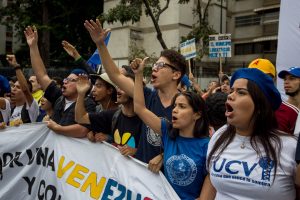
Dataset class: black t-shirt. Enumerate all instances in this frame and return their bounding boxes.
[135,87,173,163]
[89,109,142,148]
[44,81,96,126]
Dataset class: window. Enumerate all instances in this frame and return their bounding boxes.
[235,41,277,55]
[235,15,261,27]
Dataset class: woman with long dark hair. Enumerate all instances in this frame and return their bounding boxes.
[132,58,210,200]
[199,68,297,200]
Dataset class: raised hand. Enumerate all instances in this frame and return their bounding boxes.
[76,74,91,96]
[24,26,38,47]
[62,40,81,60]
[6,54,19,68]
[84,19,110,46]
[130,57,149,74]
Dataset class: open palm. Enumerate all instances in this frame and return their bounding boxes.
[24,26,38,47]
[76,75,91,95]
[84,19,110,45]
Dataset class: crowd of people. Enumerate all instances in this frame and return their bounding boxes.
[0,19,300,199]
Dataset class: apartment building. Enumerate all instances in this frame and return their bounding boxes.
[226,0,280,72]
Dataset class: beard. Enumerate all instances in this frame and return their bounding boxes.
[285,87,300,97]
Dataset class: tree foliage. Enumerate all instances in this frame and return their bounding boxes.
[0,0,102,67]
[181,0,216,60]
[101,0,178,50]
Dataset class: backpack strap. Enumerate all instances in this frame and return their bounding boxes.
[108,108,122,143]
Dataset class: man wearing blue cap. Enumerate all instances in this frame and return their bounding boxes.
[278,67,300,109]
[24,26,96,137]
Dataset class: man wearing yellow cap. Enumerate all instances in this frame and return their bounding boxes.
[249,58,299,134]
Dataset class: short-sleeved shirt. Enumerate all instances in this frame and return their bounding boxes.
[44,81,96,126]
[207,125,297,200]
[89,109,142,148]
[135,87,173,163]
[275,101,299,134]
[161,119,209,200]
[9,100,39,126]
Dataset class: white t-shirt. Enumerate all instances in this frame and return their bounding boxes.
[0,98,11,124]
[9,100,39,126]
[207,125,297,200]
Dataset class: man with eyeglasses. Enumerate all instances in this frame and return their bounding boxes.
[24,26,96,138]
[84,19,187,164]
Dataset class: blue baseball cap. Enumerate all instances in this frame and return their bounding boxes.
[230,68,281,110]
[70,68,88,76]
[278,67,300,79]
[0,75,10,95]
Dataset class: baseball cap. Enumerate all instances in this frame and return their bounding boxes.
[278,67,300,79]
[0,75,11,95]
[248,58,276,77]
[90,73,116,89]
[230,68,281,110]
[70,68,88,76]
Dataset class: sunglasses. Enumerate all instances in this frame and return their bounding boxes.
[152,62,179,71]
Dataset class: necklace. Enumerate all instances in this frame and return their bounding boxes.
[236,134,248,149]
[240,141,246,149]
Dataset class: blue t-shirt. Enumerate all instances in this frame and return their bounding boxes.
[161,119,209,200]
[135,87,173,163]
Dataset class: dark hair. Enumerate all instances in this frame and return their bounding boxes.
[207,80,284,181]
[206,92,227,130]
[98,79,117,102]
[169,91,209,139]
[221,74,230,83]
[160,49,187,82]
[52,76,63,88]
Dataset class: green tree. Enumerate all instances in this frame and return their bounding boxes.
[180,0,216,60]
[0,0,102,67]
[101,0,185,50]
[129,42,157,78]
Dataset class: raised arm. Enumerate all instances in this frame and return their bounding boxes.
[7,55,34,106]
[75,75,91,124]
[24,26,52,91]
[61,40,96,75]
[84,19,134,97]
[132,58,161,134]
[189,72,204,96]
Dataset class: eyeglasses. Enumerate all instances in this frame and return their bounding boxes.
[63,78,78,83]
[152,62,179,71]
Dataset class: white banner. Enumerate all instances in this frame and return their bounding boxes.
[276,0,300,99]
[0,123,180,200]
